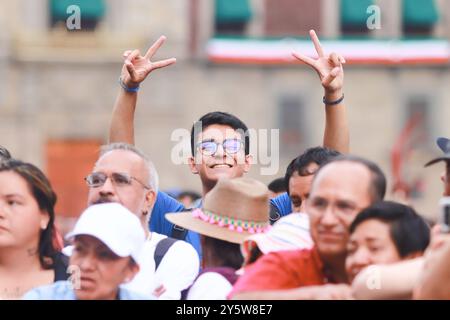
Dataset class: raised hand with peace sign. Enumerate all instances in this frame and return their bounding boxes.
[291,29,349,153]
[120,35,177,89]
[292,30,345,101]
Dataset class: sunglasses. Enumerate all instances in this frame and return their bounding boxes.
[85,172,150,190]
[197,139,243,156]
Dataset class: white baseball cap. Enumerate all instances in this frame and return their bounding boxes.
[65,203,145,263]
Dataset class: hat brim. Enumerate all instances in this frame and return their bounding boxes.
[424,156,450,167]
[165,211,254,244]
[65,231,130,258]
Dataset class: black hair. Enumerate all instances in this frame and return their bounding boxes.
[0,146,11,160]
[268,177,287,194]
[350,201,430,258]
[284,147,341,195]
[202,235,244,270]
[314,154,387,202]
[190,111,250,156]
[0,159,59,269]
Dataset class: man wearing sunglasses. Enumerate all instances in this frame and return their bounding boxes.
[84,143,200,300]
[108,31,349,257]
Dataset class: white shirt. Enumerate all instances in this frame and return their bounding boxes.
[123,232,200,300]
[186,272,233,300]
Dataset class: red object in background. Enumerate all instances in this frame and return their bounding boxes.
[46,140,102,218]
[391,113,425,199]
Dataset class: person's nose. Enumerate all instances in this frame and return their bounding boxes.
[349,247,372,271]
[79,253,97,272]
[98,176,116,196]
[320,204,339,227]
[0,203,6,220]
[299,200,307,213]
[213,143,226,159]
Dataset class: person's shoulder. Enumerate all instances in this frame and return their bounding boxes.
[187,272,233,300]
[163,236,199,263]
[23,281,73,300]
[263,248,316,266]
[119,287,155,300]
[270,192,292,216]
[155,191,185,211]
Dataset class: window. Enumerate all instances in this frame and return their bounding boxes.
[402,0,439,36]
[264,0,321,36]
[340,0,374,35]
[46,139,101,217]
[49,0,106,31]
[215,0,252,35]
[278,95,308,159]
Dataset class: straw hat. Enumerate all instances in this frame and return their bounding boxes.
[165,177,270,244]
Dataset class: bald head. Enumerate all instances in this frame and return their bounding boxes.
[312,155,386,204]
[306,156,386,260]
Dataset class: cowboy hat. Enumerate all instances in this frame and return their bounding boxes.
[166,177,270,244]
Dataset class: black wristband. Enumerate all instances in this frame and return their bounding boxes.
[323,93,344,105]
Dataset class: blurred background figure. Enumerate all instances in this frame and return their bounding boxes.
[267,177,286,199]
[177,190,202,209]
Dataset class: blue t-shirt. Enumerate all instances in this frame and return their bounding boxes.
[149,191,201,259]
[23,281,153,300]
[270,192,293,216]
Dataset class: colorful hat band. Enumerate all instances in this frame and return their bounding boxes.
[192,208,271,234]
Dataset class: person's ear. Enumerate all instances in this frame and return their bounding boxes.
[124,262,140,283]
[144,189,156,215]
[243,154,253,173]
[188,156,199,174]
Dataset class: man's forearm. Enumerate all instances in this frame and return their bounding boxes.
[323,89,349,153]
[352,258,424,300]
[109,88,137,144]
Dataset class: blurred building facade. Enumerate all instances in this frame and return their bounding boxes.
[0,0,449,224]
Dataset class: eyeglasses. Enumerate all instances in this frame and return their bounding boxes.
[307,197,362,219]
[197,139,243,156]
[85,172,150,190]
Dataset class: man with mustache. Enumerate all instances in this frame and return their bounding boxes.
[84,143,199,300]
[230,155,386,300]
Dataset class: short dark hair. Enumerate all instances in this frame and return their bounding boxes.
[350,201,430,258]
[202,235,244,270]
[0,159,59,269]
[268,177,286,194]
[315,155,387,203]
[284,147,341,195]
[0,146,11,160]
[190,111,250,156]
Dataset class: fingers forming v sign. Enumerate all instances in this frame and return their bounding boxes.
[292,30,345,93]
[121,35,177,88]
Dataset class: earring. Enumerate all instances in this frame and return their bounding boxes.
[40,222,48,230]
